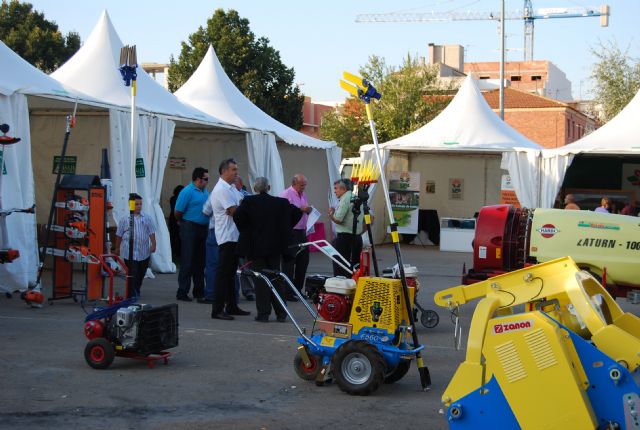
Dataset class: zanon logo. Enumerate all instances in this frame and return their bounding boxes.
[537,224,559,238]
[492,320,533,334]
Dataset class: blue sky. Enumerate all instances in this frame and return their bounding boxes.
[27,0,639,102]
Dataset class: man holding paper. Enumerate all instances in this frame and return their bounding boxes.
[281,174,312,301]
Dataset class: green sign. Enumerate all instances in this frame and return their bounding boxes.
[0,150,6,175]
[135,157,145,178]
[52,156,77,174]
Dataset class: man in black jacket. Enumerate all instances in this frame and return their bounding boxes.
[234,177,302,322]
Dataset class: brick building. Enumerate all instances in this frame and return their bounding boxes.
[300,97,336,138]
[482,88,597,148]
[465,60,573,101]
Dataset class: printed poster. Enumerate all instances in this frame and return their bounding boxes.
[388,171,420,234]
[622,164,640,197]
[500,174,521,208]
[449,178,464,200]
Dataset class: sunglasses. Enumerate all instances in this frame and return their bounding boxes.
[201,177,209,182]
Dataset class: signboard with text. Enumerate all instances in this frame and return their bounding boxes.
[388,171,420,234]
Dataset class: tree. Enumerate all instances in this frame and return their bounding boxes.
[0,0,80,72]
[168,9,304,129]
[590,40,640,122]
[320,54,453,157]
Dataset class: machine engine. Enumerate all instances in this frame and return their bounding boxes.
[309,277,357,322]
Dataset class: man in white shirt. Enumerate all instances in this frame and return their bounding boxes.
[210,158,251,320]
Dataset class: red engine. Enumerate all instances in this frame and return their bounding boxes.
[317,293,352,322]
[464,204,533,284]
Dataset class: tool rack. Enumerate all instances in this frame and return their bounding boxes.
[47,175,107,302]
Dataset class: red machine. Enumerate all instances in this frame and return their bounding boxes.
[464,204,640,300]
[464,204,533,283]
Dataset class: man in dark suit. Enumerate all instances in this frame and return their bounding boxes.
[234,177,302,322]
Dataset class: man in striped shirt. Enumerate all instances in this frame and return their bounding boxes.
[115,193,156,298]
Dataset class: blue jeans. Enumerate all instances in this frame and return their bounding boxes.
[205,228,218,300]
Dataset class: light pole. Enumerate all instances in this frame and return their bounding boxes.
[499,0,505,120]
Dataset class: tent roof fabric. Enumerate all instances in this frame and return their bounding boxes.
[175,45,335,149]
[547,89,640,156]
[51,11,237,128]
[379,76,542,153]
[0,40,102,106]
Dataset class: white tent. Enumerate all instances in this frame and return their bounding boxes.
[175,45,342,230]
[0,40,109,292]
[360,76,542,242]
[541,89,640,208]
[50,11,247,274]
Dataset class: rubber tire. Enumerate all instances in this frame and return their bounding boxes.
[84,338,115,370]
[384,359,411,384]
[421,309,440,329]
[332,340,385,396]
[293,351,322,381]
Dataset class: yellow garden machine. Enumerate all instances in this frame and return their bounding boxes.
[434,256,640,429]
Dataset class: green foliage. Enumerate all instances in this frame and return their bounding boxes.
[0,0,80,72]
[320,54,452,157]
[168,9,304,128]
[590,40,640,122]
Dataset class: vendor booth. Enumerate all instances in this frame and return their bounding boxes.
[48,12,247,273]
[360,76,542,246]
[541,88,640,209]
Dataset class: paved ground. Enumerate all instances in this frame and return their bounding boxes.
[1,245,636,429]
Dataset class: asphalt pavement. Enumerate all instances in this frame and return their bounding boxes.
[1,244,633,429]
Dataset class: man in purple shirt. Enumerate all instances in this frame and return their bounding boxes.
[280,174,312,300]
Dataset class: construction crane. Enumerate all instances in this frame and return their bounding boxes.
[356,1,610,62]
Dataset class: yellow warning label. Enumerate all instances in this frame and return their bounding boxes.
[320,336,336,347]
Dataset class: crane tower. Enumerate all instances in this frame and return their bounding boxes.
[356,1,610,61]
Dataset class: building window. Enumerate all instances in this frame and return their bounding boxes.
[511,75,521,82]
[531,75,542,81]
[479,76,490,80]
[567,119,571,138]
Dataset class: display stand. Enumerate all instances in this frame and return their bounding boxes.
[48,175,106,302]
[439,217,476,253]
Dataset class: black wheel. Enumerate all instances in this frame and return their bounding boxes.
[384,359,411,384]
[332,340,385,395]
[293,350,322,381]
[84,338,115,369]
[421,310,440,329]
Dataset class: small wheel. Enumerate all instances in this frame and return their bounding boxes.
[332,340,385,395]
[421,310,440,329]
[384,359,411,384]
[84,338,115,369]
[293,350,322,381]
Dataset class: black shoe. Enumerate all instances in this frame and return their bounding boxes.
[176,296,192,302]
[286,295,299,302]
[211,312,234,320]
[276,316,287,323]
[226,307,251,316]
[244,295,255,301]
[254,316,269,323]
[197,298,215,304]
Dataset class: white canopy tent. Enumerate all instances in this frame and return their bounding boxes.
[360,76,542,242]
[175,45,342,229]
[50,11,245,273]
[0,40,108,291]
[541,89,640,208]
